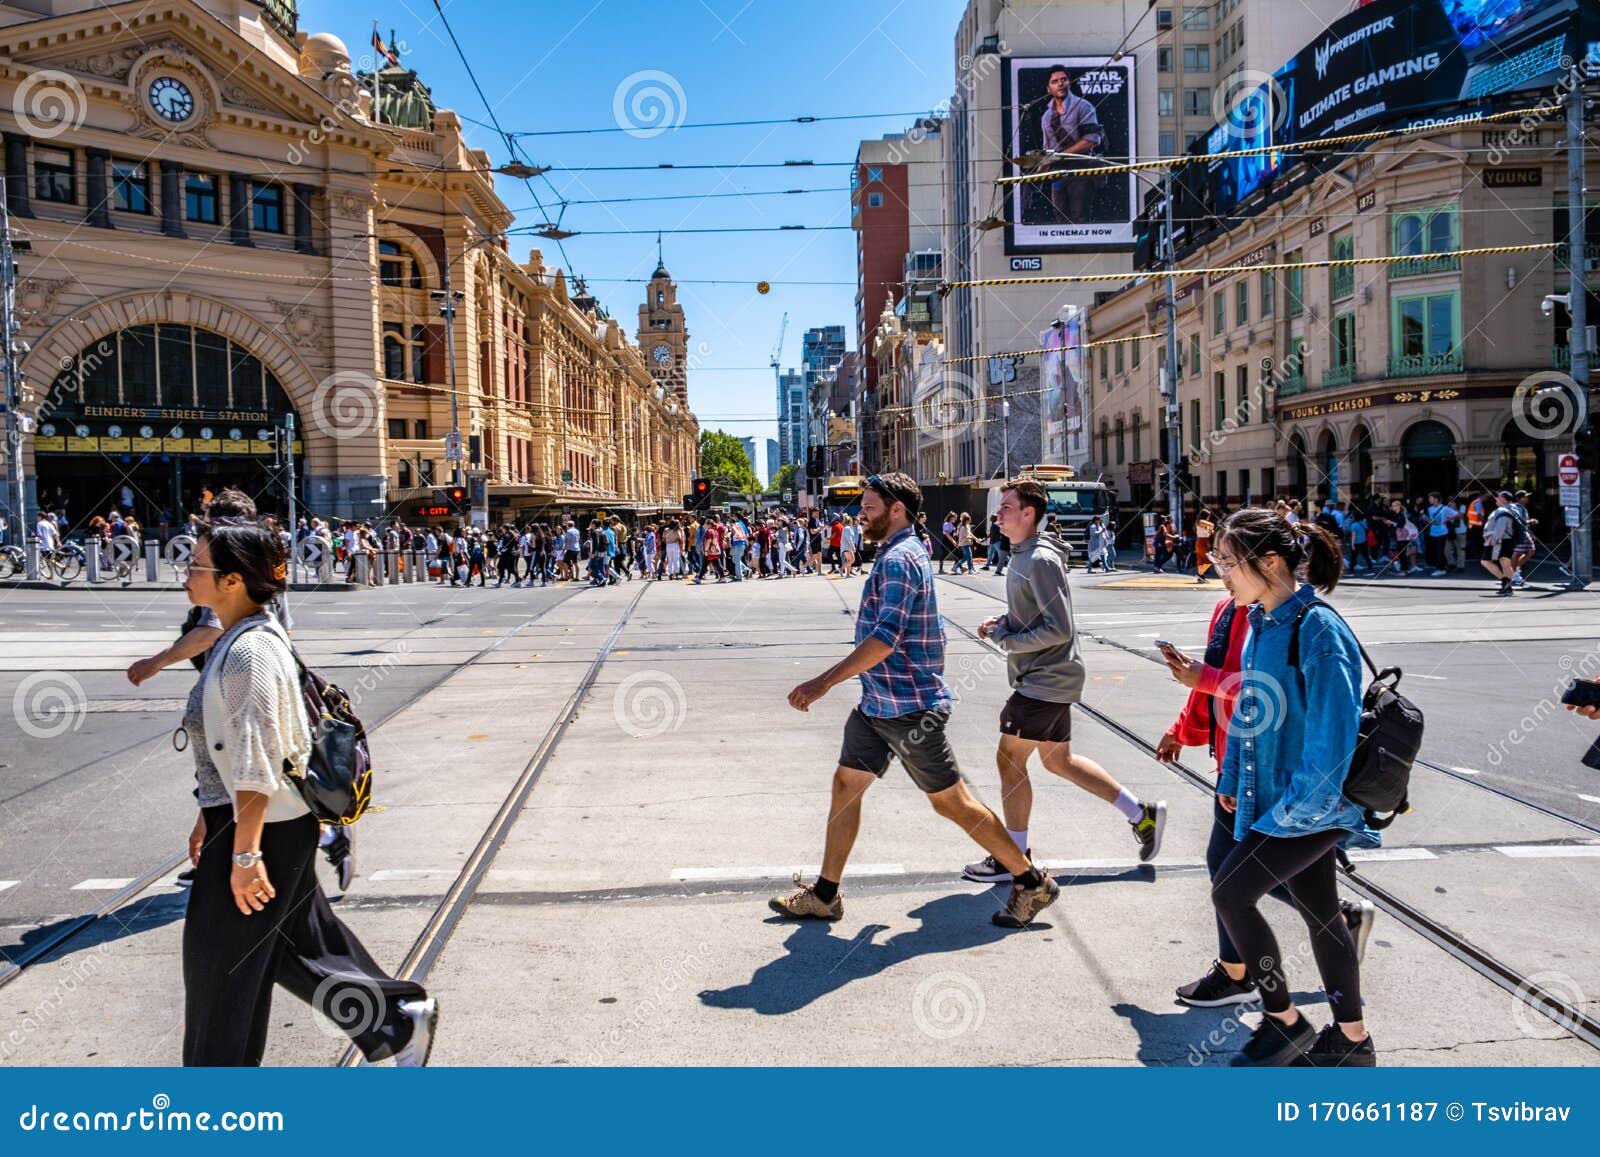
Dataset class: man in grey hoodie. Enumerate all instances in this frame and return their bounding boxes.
[966,478,1167,881]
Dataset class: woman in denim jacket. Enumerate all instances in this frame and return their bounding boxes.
[1209,508,1379,1068]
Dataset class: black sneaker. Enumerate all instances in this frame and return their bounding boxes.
[1228,1012,1315,1067]
[1302,1022,1377,1067]
[175,867,196,886]
[961,850,1026,884]
[1176,960,1259,1008]
[1341,899,1376,962]
[323,827,355,892]
[1131,801,1167,863]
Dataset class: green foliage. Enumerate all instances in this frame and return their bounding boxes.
[699,429,759,493]
[770,463,799,495]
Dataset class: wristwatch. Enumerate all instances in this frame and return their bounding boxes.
[232,850,265,868]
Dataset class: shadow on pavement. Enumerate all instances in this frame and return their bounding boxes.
[0,890,187,971]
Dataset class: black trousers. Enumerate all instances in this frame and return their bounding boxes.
[182,807,425,1066]
[1211,827,1363,1022]
[1205,794,1296,964]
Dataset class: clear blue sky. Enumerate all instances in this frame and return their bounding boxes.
[312,0,969,481]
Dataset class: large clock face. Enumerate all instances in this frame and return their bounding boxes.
[651,344,673,367]
[148,77,194,123]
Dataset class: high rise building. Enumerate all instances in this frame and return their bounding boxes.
[776,369,807,469]
[766,439,780,485]
[739,436,759,481]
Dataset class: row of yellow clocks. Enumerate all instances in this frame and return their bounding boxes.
[38,423,276,442]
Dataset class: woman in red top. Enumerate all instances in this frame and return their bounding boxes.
[1156,593,1373,1007]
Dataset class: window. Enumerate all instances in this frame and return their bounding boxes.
[251,182,284,232]
[185,172,218,223]
[383,322,406,380]
[1183,45,1210,71]
[1131,338,1141,368]
[1183,88,1208,116]
[1158,47,1173,73]
[1390,204,1458,271]
[1159,89,1175,117]
[1260,270,1274,316]
[419,459,435,485]
[1286,252,1304,316]
[397,459,413,490]
[1190,399,1201,452]
[1392,292,1460,359]
[414,419,428,439]
[1185,131,1205,148]
[1236,364,1250,425]
[387,418,407,440]
[1235,280,1249,327]
[1114,341,1124,374]
[1182,5,1211,30]
[866,166,883,182]
[410,325,426,383]
[34,148,75,204]
[1159,132,1176,156]
[1217,471,1228,507]
[1189,333,1200,376]
[379,240,423,288]
[1212,291,1226,334]
[1332,311,1356,368]
[1115,417,1126,464]
[1331,230,1355,300]
[1099,347,1109,379]
[1213,371,1226,430]
[1156,8,1174,30]
[867,192,884,208]
[111,161,149,214]
[1100,421,1110,467]
[1240,468,1251,504]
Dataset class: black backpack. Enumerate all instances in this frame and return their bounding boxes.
[1288,601,1424,830]
[179,605,209,670]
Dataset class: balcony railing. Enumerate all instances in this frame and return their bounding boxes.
[1321,364,1355,387]
[1276,373,1308,396]
[256,0,297,42]
[1553,241,1600,270]
[1386,349,1464,378]
[1389,253,1461,279]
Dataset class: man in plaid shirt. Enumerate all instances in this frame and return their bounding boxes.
[772,472,1061,928]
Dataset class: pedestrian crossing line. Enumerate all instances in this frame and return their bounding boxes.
[1449,766,1483,776]
[71,878,135,890]
[368,869,456,882]
[1344,847,1438,862]
[671,863,905,883]
[0,881,18,892]
[1578,794,1600,805]
[1493,844,1600,859]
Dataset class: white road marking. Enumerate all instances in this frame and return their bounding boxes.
[1448,766,1482,776]
[1343,847,1437,862]
[671,863,905,883]
[316,611,352,616]
[71,878,134,890]
[368,869,456,882]
[1038,856,1207,871]
[1406,673,1447,680]
[1578,794,1600,805]
[1493,844,1600,859]
[0,881,18,892]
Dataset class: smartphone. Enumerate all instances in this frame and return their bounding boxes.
[1154,639,1180,658]
[1561,679,1600,710]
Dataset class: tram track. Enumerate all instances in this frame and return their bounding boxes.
[0,584,589,993]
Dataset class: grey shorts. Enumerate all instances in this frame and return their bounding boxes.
[839,706,961,794]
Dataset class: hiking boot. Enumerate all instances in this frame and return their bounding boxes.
[1342,898,1377,962]
[768,875,843,921]
[1176,960,1259,1008]
[1302,1022,1377,1067]
[961,851,1023,884]
[1131,801,1167,863]
[991,870,1060,928]
[1228,1012,1315,1067]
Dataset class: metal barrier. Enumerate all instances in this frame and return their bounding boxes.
[145,542,159,582]
[85,543,101,583]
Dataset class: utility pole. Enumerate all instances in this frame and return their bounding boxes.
[1161,165,1183,535]
[1568,65,1592,586]
[2,187,29,567]
[283,412,297,620]
[431,260,465,487]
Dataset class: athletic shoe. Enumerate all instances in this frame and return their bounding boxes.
[1302,1022,1377,1067]
[1429,568,1446,576]
[1228,1012,1315,1067]
[392,997,439,1067]
[961,851,1026,884]
[1499,580,1513,596]
[1342,899,1377,962]
[1176,960,1259,1008]
[1195,575,1207,583]
[1131,801,1167,863]
[768,875,843,921]
[324,827,355,889]
[1512,572,1526,587]
[991,870,1060,928]
[176,867,196,886]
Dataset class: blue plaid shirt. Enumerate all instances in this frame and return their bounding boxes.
[854,528,951,717]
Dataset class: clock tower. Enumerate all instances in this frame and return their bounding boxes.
[637,254,689,404]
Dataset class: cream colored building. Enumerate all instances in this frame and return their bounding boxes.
[0,0,695,533]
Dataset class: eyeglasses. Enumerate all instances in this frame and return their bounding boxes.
[179,563,221,577]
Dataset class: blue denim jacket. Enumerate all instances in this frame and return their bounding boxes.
[1217,584,1380,849]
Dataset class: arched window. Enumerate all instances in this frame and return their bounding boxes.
[54,325,288,412]
[1394,214,1423,256]
[378,239,424,288]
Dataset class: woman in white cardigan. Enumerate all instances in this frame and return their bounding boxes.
[181,520,436,1066]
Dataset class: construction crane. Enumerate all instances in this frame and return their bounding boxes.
[769,312,788,381]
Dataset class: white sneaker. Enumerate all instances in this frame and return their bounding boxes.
[1511,572,1526,587]
[1430,569,1446,577]
[393,997,438,1067]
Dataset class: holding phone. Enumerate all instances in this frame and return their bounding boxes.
[1560,679,1600,710]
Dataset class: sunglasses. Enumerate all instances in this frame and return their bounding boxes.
[866,475,916,513]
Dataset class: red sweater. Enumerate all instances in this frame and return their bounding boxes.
[1167,596,1250,769]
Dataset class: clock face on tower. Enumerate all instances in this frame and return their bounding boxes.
[651,344,673,368]
[148,77,194,123]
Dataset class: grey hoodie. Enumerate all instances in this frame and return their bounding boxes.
[987,531,1085,704]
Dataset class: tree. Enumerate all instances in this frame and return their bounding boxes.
[699,429,759,495]
[770,463,799,496]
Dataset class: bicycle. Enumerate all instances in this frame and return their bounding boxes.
[41,543,84,581]
[0,544,22,579]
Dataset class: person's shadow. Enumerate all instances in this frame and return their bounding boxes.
[1113,989,1326,1066]
[699,890,1042,1016]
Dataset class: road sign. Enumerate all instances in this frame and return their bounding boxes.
[444,430,464,462]
[561,469,573,483]
[1560,452,1580,507]
[782,490,793,503]
[1566,505,1581,528]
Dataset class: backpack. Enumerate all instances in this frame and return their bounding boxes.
[1288,601,1423,830]
[179,605,210,671]
[289,642,375,826]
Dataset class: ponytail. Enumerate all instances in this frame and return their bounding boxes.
[1216,506,1344,593]
[1299,522,1344,592]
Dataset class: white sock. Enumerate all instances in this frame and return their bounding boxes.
[1113,789,1145,823]
[1006,827,1029,853]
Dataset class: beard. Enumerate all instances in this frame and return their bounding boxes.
[862,511,894,542]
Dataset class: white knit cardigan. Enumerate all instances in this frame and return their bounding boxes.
[201,617,312,823]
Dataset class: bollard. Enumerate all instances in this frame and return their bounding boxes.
[318,549,333,584]
[145,542,159,583]
[387,550,401,585]
[353,553,369,586]
[409,549,423,583]
[86,544,102,583]
[25,540,39,580]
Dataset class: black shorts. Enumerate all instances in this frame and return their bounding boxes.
[564,549,579,564]
[999,691,1073,744]
[1486,541,1508,562]
[839,706,961,794]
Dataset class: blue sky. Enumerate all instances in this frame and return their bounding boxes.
[313,0,970,480]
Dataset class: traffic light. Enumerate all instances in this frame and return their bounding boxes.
[691,478,711,509]
[446,485,468,513]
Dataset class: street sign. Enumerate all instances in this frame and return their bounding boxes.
[1560,453,1580,507]
[1566,505,1581,528]
[444,430,464,462]
[561,469,573,483]
[782,490,793,503]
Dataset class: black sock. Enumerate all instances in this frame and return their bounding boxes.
[1014,867,1042,889]
[812,877,839,903]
